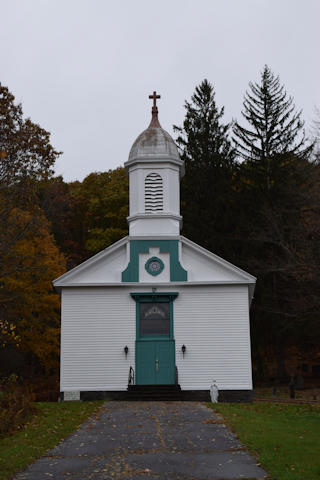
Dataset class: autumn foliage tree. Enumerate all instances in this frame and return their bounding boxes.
[37,176,86,269]
[0,83,64,375]
[0,205,65,371]
[71,168,129,256]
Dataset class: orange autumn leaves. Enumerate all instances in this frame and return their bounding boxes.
[0,205,65,371]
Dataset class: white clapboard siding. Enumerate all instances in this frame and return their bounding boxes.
[61,285,252,392]
[174,285,252,390]
[61,288,136,391]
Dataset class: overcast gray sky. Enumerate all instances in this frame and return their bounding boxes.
[1,0,319,182]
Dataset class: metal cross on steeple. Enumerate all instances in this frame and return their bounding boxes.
[149,91,161,108]
[148,91,161,128]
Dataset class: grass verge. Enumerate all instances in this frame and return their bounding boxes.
[209,402,320,480]
[0,401,104,480]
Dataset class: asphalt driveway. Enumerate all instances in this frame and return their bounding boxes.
[14,401,267,480]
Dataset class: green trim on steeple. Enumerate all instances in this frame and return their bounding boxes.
[122,240,187,282]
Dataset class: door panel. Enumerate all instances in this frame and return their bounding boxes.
[136,340,175,385]
[156,341,175,384]
[136,342,156,384]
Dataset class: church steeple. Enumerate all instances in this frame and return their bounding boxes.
[124,93,184,237]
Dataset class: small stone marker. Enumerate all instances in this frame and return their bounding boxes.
[64,391,80,401]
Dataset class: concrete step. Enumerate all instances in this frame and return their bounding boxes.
[127,384,182,401]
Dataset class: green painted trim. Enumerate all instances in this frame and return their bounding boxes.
[131,292,178,341]
[131,292,179,301]
[133,292,177,384]
[122,240,187,282]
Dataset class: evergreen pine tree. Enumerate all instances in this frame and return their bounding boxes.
[173,79,237,259]
[233,67,318,380]
[234,65,308,162]
[233,65,313,193]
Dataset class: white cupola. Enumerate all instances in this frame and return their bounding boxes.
[124,92,184,237]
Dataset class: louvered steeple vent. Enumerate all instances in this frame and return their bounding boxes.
[145,173,163,212]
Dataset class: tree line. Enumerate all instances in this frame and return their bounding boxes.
[0,65,319,383]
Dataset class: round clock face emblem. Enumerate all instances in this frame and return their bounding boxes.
[149,260,161,272]
[145,256,164,276]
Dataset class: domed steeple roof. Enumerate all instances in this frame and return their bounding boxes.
[128,123,180,162]
[125,92,184,176]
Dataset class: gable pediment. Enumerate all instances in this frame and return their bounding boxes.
[180,237,256,284]
[53,235,256,290]
[53,237,129,287]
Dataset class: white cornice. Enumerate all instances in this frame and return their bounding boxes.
[127,213,182,222]
[124,156,185,177]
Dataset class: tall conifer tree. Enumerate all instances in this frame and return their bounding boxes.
[174,80,237,259]
[233,67,318,379]
[233,65,311,191]
[234,65,308,161]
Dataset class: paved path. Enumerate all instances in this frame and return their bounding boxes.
[14,401,267,480]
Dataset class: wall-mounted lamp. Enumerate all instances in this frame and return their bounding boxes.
[182,344,186,357]
[124,346,129,357]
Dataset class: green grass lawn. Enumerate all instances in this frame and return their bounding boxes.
[0,401,103,480]
[209,402,320,480]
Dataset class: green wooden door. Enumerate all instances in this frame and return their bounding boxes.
[136,340,175,385]
[133,296,178,385]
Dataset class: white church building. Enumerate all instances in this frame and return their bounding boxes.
[53,92,256,402]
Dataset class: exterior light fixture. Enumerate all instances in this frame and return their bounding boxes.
[182,344,186,356]
[124,346,129,357]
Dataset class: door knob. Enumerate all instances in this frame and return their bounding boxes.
[155,359,159,373]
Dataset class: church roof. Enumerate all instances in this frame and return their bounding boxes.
[125,92,184,175]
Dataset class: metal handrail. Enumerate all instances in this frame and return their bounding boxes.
[128,366,135,386]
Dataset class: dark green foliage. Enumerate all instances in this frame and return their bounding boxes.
[177,74,320,381]
[232,67,319,379]
[233,65,310,166]
[174,79,237,260]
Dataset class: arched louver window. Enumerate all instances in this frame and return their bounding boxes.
[145,173,163,212]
